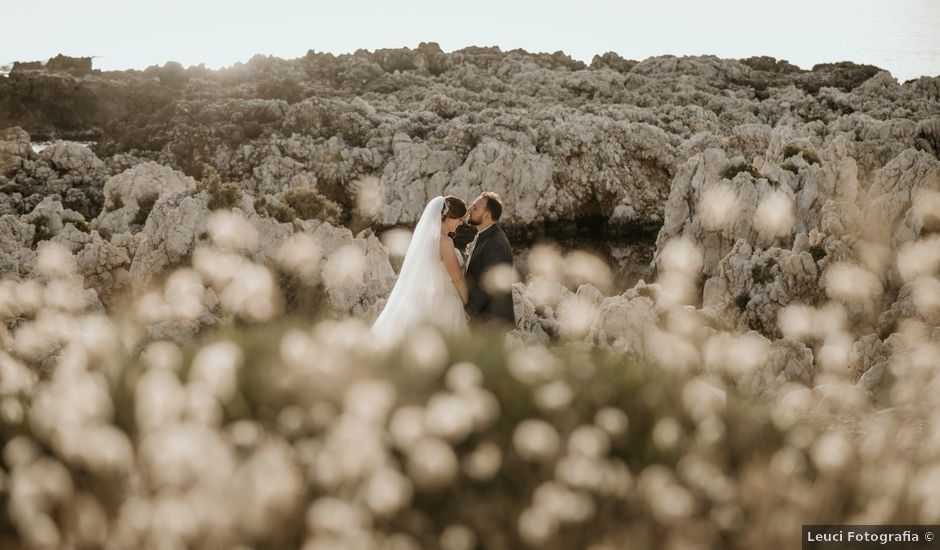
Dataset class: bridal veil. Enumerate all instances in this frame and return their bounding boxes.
[371,196,446,339]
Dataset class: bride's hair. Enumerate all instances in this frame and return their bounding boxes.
[442,195,467,220]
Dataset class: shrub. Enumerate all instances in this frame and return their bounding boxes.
[254,196,296,223]
[282,185,342,224]
[808,244,827,262]
[131,192,158,226]
[255,185,342,224]
[720,162,759,180]
[30,214,53,247]
[197,165,244,210]
[783,145,820,165]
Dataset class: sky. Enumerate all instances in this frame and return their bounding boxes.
[3,0,939,81]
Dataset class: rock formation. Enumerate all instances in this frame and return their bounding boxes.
[1,48,938,402]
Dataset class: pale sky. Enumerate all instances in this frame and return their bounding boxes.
[3,0,939,81]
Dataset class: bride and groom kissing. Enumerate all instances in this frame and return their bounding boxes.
[372,192,517,339]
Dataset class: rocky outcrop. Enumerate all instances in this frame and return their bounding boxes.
[93,162,197,238]
[1,47,938,406]
[0,127,31,176]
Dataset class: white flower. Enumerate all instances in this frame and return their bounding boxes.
[513,419,560,463]
[462,441,503,481]
[189,341,243,402]
[425,393,475,444]
[407,438,458,490]
[364,468,413,518]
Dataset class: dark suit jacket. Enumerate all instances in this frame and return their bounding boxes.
[464,224,516,328]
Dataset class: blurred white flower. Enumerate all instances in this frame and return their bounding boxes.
[481,264,518,294]
[3,436,40,468]
[528,243,565,280]
[323,245,365,289]
[777,304,817,342]
[440,524,477,550]
[208,209,258,252]
[380,228,413,259]
[390,406,427,450]
[652,417,683,451]
[344,380,397,425]
[163,268,208,321]
[136,369,185,433]
[189,341,243,402]
[513,419,560,463]
[681,378,727,422]
[425,392,475,443]
[445,362,483,392]
[184,381,224,426]
[218,262,280,322]
[518,505,559,546]
[43,278,88,312]
[508,345,560,385]
[457,386,500,431]
[911,275,940,317]
[824,262,882,303]
[35,241,78,280]
[534,380,574,413]
[306,497,364,536]
[139,422,235,491]
[647,328,700,373]
[462,441,502,481]
[753,190,795,238]
[658,238,704,276]
[913,188,940,229]
[811,432,854,475]
[817,331,854,375]
[0,352,37,396]
[567,425,610,458]
[355,175,382,218]
[656,238,703,305]
[365,468,413,519]
[639,465,694,523]
[229,440,305,539]
[73,424,134,477]
[594,407,629,438]
[556,294,600,340]
[533,481,595,524]
[275,232,321,283]
[406,437,458,490]
[141,340,183,372]
[897,236,940,283]
[564,251,613,292]
[401,327,449,376]
[698,183,739,231]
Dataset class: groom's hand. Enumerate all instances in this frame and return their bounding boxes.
[464,311,471,322]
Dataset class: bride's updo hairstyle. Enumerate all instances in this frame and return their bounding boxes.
[442,195,467,220]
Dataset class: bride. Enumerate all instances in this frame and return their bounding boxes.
[372,196,469,339]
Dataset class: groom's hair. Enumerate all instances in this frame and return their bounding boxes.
[479,191,503,221]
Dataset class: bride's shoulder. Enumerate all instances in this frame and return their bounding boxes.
[439,234,454,245]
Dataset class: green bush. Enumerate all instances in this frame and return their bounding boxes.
[197,164,245,210]
[720,162,759,180]
[29,214,53,247]
[281,185,342,223]
[783,145,820,165]
[255,185,342,224]
[131,192,158,226]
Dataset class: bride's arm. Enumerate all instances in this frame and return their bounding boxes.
[440,237,469,304]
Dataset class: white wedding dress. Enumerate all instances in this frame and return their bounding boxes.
[372,196,468,340]
[431,247,469,334]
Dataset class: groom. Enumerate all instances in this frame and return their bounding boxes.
[463,192,516,329]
